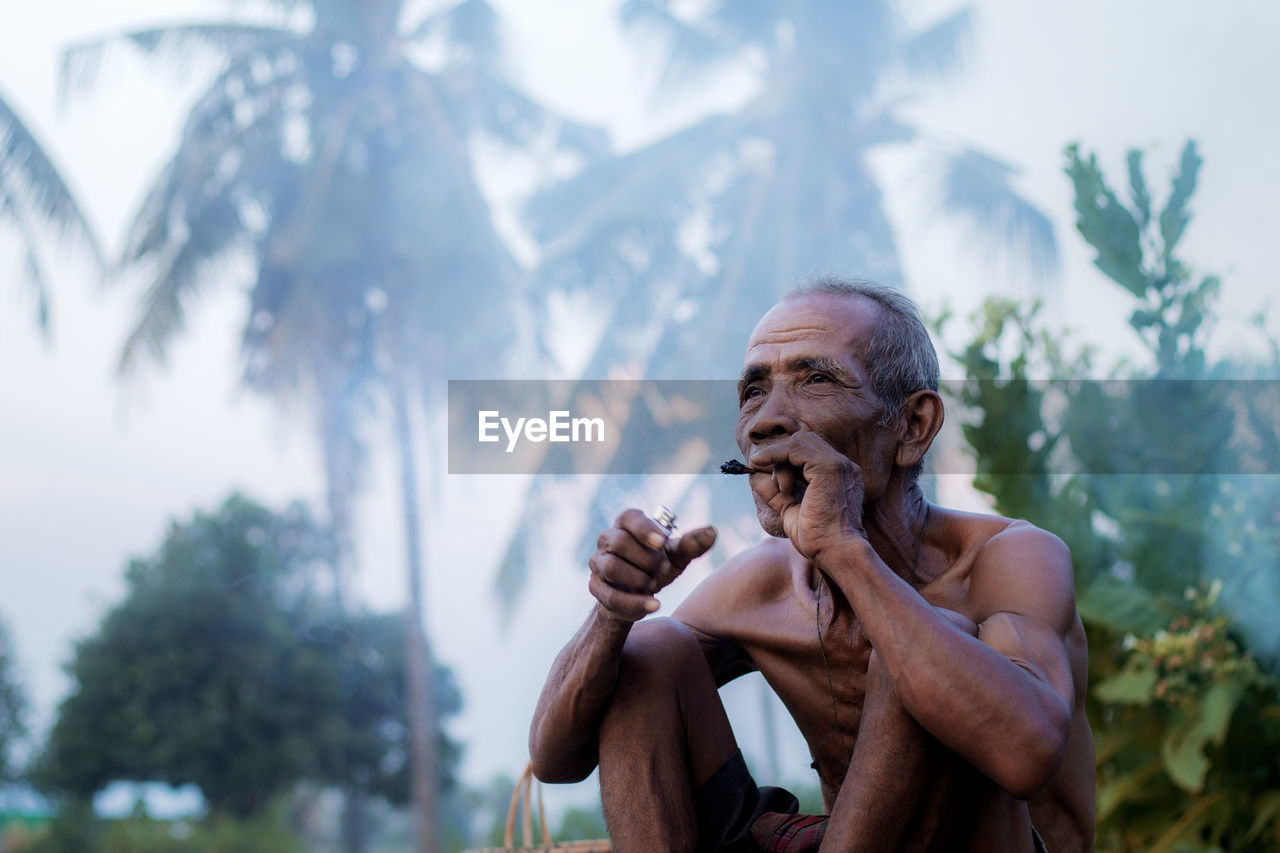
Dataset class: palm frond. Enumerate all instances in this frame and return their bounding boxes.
[404,0,501,69]
[441,0,502,70]
[0,92,103,265]
[620,0,737,91]
[896,7,975,84]
[60,23,298,105]
[118,183,247,376]
[707,0,781,49]
[0,185,53,333]
[433,66,608,160]
[525,114,736,246]
[121,51,298,268]
[852,104,918,148]
[935,147,1059,285]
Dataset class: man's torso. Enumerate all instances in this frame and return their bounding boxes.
[674,506,1095,852]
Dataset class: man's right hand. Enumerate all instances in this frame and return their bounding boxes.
[588,508,717,623]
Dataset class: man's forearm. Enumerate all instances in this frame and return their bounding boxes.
[818,537,1070,798]
[528,604,634,784]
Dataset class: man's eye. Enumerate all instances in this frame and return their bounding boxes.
[808,373,831,384]
[743,386,764,400]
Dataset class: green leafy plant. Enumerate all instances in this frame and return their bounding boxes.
[945,141,1280,851]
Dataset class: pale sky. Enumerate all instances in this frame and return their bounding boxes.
[2,0,1278,816]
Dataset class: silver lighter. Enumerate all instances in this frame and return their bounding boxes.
[652,505,677,537]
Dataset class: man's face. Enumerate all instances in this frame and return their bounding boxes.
[735,293,898,537]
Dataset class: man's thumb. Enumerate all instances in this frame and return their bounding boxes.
[667,525,717,568]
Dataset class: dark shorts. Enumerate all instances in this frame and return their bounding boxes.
[693,749,817,853]
[694,750,1047,853]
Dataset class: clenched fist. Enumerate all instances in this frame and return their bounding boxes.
[588,508,717,623]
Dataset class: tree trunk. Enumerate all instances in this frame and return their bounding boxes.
[341,785,369,853]
[392,374,440,853]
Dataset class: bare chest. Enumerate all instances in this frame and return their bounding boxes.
[733,571,976,800]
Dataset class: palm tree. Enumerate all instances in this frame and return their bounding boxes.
[502,0,1060,602]
[538,1,1054,375]
[1,87,102,333]
[61,2,602,850]
[499,2,1061,782]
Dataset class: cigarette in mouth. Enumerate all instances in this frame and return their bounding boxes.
[720,459,762,475]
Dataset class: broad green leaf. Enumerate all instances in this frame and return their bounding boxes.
[1160,140,1202,259]
[1130,308,1157,330]
[1065,143,1147,296]
[1149,791,1229,853]
[1126,148,1151,227]
[1244,790,1280,843]
[1160,682,1244,792]
[1077,575,1177,635]
[1097,759,1163,822]
[1095,661,1157,705]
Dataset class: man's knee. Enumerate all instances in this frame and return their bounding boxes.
[616,617,708,686]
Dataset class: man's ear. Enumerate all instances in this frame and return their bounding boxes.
[895,389,944,470]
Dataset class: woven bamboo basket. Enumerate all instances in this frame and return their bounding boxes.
[463,763,612,853]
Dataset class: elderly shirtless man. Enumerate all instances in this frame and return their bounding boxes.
[529,279,1095,852]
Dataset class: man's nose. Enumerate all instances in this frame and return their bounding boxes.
[748,389,801,443]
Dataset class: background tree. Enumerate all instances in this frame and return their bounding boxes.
[0,616,26,783]
[33,494,462,834]
[61,2,603,848]
[0,86,102,333]
[945,141,1280,850]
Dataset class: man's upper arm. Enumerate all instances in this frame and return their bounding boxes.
[672,548,766,687]
[969,523,1078,715]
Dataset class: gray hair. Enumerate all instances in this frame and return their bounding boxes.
[786,277,940,475]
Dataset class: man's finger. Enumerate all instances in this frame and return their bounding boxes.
[772,462,802,502]
[748,437,821,474]
[749,432,852,493]
[589,552,658,594]
[665,525,718,570]
[589,573,658,622]
[597,527,666,577]
[616,507,672,550]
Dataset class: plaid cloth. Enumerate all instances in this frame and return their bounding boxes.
[749,811,828,852]
[747,812,1049,853]
[694,750,1048,852]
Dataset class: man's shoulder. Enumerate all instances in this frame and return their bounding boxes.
[672,536,803,628]
[699,535,801,596]
[945,509,1076,627]
[939,506,1070,563]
